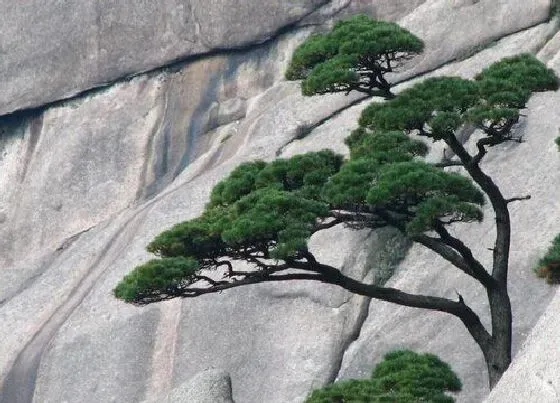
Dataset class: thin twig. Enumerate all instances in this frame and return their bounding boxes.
[505,195,531,204]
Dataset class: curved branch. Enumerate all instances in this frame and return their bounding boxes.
[291,260,493,351]
[444,134,511,285]
[412,234,493,289]
[434,160,464,168]
[132,256,493,357]
[313,218,342,231]
[132,272,328,305]
[432,221,496,289]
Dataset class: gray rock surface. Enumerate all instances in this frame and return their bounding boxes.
[0,0,550,116]
[1,1,560,403]
[167,370,235,403]
[0,0,328,116]
[486,284,560,403]
[396,0,551,79]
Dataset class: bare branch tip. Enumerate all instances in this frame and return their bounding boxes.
[506,195,531,204]
[454,289,465,304]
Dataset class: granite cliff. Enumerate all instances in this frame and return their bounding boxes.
[0,1,559,402]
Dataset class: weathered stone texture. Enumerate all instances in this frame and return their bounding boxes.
[0,0,328,116]
[24,81,373,402]
[0,29,311,398]
[395,0,551,80]
[167,370,235,403]
[486,278,560,403]
[0,0,550,116]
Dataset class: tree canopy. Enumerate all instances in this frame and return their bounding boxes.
[115,17,558,389]
[114,132,485,304]
[360,54,558,145]
[305,350,461,403]
[285,14,424,97]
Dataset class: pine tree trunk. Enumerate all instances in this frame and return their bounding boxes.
[485,339,511,389]
[484,286,512,388]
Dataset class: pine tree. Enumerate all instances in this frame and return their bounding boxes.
[114,18,558,387]
[285,15,423,98]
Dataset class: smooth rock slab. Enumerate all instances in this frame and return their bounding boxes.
[32,310,160,403]
[0,0,328,115]
[395,0,551,80]
[0,30,322,401]
[485,288,560,403]
[167,370,235,403]
[22,60,369,403]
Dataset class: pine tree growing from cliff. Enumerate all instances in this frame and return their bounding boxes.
[114,16,559,389]
[285,14,424,98]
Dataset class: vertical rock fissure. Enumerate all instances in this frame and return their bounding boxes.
[326,293,372,384]
[172,70,222,180]
[18,112,43,184]
[135,79,171,201]
[326,230,412,384]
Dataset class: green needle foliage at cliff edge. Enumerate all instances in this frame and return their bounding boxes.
[305,350,461,403]
[115,14,559,389]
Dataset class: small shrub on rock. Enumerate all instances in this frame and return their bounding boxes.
[305,350,461,403]
[536,234,560,284]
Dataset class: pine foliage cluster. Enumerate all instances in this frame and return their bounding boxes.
[286,15,424,96]
[305,350,462,403]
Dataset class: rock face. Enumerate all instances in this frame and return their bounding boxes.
[486,286,560,403]
[397,0,551,78]
[0,0,331,116]
[0,1,559,403]
[167,370,235,403]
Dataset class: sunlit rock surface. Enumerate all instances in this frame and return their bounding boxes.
[1,1,559,402]
[166,370,235,403]
[0,0,332,115]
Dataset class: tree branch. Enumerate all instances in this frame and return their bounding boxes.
[132,272,328,305]
[313,218,342,231]
[300,261,493,351]
[328,208,391,229]
[412,233,495,290]
[195,275,228,286]
[471,118,521,166]
[132,254,494,359]
[443,133,511,285]
[432,221,496,289]
[434,160,464,168]
[505,195,531,204]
